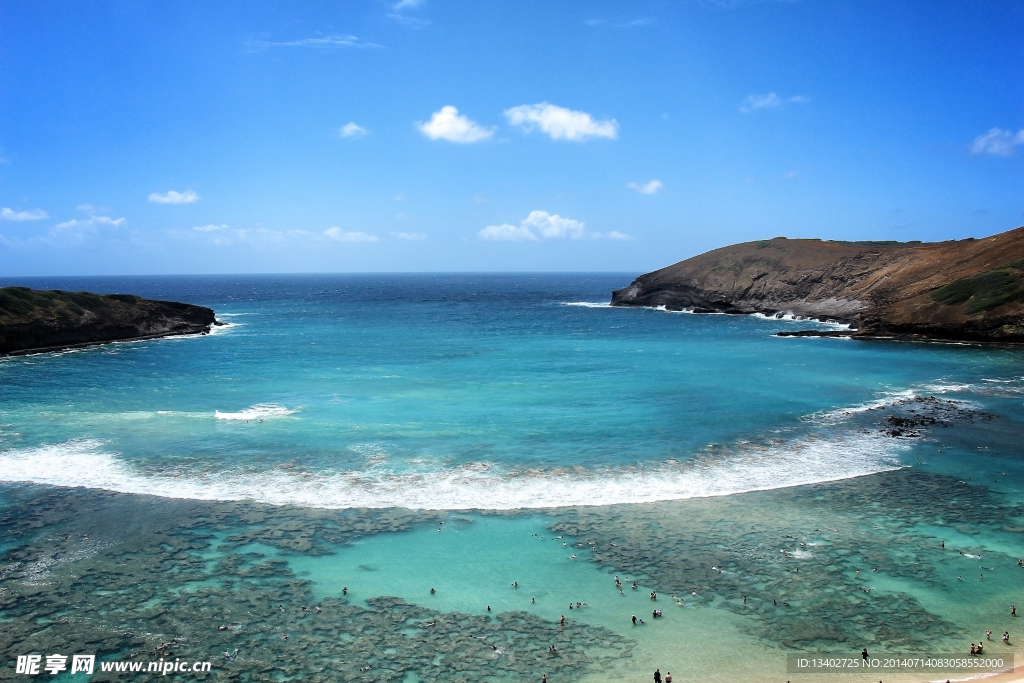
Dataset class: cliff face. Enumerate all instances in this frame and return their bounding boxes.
[611,226,1024,343]
[0,287,217,355]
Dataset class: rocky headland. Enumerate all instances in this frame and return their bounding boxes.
[611,225,1024,343]
[0,287,218,355]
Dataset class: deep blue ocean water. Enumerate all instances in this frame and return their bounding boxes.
[1,273,1022,509]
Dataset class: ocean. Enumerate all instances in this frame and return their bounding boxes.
[1,273,1022,682]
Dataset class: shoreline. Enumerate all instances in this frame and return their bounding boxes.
[0,326,217,357]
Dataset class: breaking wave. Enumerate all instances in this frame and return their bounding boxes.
[0,429,907,511]
[214,404,297,420]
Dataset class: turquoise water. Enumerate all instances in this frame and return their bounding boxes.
[1,274,1022,681]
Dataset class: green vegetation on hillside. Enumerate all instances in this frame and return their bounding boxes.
[930,261,1024,314]
[0,286,139,322]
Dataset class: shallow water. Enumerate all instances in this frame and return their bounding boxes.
[1,274,1022,681]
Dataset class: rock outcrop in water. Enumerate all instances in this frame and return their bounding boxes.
[611,225,1024,343]
[0,287,217,355]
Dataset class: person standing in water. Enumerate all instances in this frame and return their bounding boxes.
[654,669,662,683]
[665,673,672,683]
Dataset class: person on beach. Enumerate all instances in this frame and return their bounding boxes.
[970,643,976,655]
[862,648,868,662]
[986,630,991,640]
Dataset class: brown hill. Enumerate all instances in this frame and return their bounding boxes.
[0,287,217,355]
[611,226,1024,343]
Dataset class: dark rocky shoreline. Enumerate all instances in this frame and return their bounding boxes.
[0,287,218,356]
[612,226,1024,344]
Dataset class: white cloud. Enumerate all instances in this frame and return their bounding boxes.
[148,190,200,204]
[504,103,618,141]
[340,122,368,138]
[395,231,427,240]
[739,93,808,113]
[970,127,1024,156]
[0,207,48,221]
[55,215,125,229]
[479,223,538,241]
[523,210,585,239]
[591,230,634,240]
[393,0,422,9]
[324,227,379,242]
[627,179,663,195]
[250,35,381,50]
[417,106,494,143]
[479,210,587,241]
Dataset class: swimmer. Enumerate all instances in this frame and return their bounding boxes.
[430,588,435,594]
[650,591,657,600]
[279,605,285,612]
[633,581,638,589]
[560,615,565,626]
[343,587,348,595]
[512,581,518,587]
[941,541,945,549]
[532,598,535,604]
[958,576,963,581]
[487,605,491,612]
[278,633,288,640]
[743,595,747,604]
[576,602,582,608]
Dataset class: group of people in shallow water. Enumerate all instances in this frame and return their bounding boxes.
[652,668,672,682]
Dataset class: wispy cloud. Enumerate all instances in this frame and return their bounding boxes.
[395,231,427,240]
[249,34,382,50]
[504,103,618,141]
[585,18,650,28]
[627,179,663,195]
[149,190,200,204]
[417,106,494,143]
[0,207,48,221]
[324,227,379,242]
[970,127,1024,156]
[340,122,369,138]
[591,230,634,240]
[739,93,808,113]
[387,14,430,27]
[55,215,126,229]
[388,0,429,26]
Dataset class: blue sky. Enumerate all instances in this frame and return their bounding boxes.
[1,0,1021,276]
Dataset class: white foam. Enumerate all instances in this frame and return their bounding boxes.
[561,302,614,308]
[214,403,297,420]
[749,312,851,329]
[0,431,907,511]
